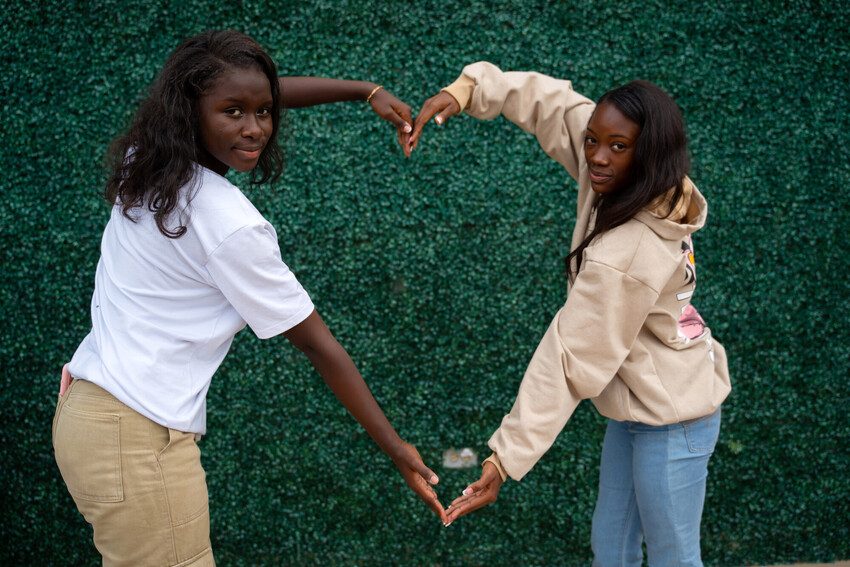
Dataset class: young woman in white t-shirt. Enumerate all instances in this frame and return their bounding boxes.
[52,30,445,566]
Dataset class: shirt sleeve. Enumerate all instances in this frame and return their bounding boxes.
[205,223,314,339]
[487,258,660,480]
[442,61,596,182]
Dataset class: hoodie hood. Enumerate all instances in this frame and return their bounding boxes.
[634,176,707,241]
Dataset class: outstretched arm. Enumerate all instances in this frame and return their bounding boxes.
[410,62,596,177]
[279,77,414,156]
[283,310,447,523]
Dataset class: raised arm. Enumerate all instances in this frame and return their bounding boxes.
[283,310,447,523]
[279,77,414,156]
[411,62,596,179]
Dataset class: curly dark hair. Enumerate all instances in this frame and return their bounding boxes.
[566,80,690,274]
[105,30,284,238]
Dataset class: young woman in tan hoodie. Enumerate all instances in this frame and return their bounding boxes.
[410,62,730,566]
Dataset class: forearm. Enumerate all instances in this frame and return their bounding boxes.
[487,309,583,480]
[279,77,377,108]
[444,62,595,179]
[303,338,404,456]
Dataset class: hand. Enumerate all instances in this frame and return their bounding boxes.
[390,441,448,524]
[408,91,461,153]
[445,461,503,524]
[59,363,72,397]
[368,88,414,158]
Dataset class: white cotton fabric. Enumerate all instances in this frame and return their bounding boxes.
[69,166,314,434]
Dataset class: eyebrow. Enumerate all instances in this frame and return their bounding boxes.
[218,95,273,103]
[586,126,633,140]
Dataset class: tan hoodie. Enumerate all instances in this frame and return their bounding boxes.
[443,62,731,481]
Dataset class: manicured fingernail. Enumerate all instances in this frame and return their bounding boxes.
[444,522,451,527]
[403,123,412,133]
[462,487,472,496]
[435,116,443,125]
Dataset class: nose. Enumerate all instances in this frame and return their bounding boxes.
[589,146,609,166]
[242,115,262,139]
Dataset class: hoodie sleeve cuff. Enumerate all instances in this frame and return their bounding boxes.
[483,453,508,482]
[441,74,475,112]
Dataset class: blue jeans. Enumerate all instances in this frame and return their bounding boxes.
[591,409,721,567]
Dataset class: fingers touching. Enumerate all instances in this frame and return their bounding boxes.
[445,463,503,524]
[410,91,460,152]
[369,88,414,156]
[369,88,461,157]
[396,442,448,523]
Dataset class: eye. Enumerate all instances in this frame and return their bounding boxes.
[257,108,271,117]
[612,142,627,152]
[584,135,597,146]
[225,108,244,118]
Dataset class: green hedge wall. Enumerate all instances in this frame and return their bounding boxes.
[2,1,848,565]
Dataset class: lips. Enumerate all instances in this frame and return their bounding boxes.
[234,146,263,160]
[589,169,613,184]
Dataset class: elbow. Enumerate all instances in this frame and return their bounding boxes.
[563,362,610,400]
[560,351,614,400]
[567,370,612,399]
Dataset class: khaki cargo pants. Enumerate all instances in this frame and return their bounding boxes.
[52,379,215,566]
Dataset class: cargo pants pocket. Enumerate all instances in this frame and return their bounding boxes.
[53,405,124,502]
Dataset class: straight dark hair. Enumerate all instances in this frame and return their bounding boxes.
[105,30,284,238]
[566,80,690,274]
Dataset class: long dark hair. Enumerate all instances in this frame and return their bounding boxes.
[105,30,284,238]
[566,80,690,275]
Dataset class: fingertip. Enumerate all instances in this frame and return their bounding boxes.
[403,123,412,134]
[435,116,443,125]
[430,474,439,485]
[462,487,473,496]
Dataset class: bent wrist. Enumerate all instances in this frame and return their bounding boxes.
[441,74,475,112]
[483,453,508,483]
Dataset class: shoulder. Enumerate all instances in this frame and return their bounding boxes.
[585,220,681,292]
[185,168,270,241]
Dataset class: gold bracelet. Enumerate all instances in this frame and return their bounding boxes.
[366,85,383,103]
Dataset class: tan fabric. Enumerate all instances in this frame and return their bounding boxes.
[446,62,730,481]
[52,379,215,566]
[441,75,475,111]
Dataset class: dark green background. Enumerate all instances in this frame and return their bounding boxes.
[2,1,848,565]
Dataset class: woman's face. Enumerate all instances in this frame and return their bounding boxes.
[197,66,273,176]
[584,102,640,195]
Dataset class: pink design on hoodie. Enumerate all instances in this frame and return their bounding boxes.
[677,235,707,340]
[678,304,706,340]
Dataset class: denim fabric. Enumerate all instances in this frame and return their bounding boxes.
[591,409,721,567]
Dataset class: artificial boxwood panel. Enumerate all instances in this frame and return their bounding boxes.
[1,1,848,565]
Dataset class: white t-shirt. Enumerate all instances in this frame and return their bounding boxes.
[69,166,314,433]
